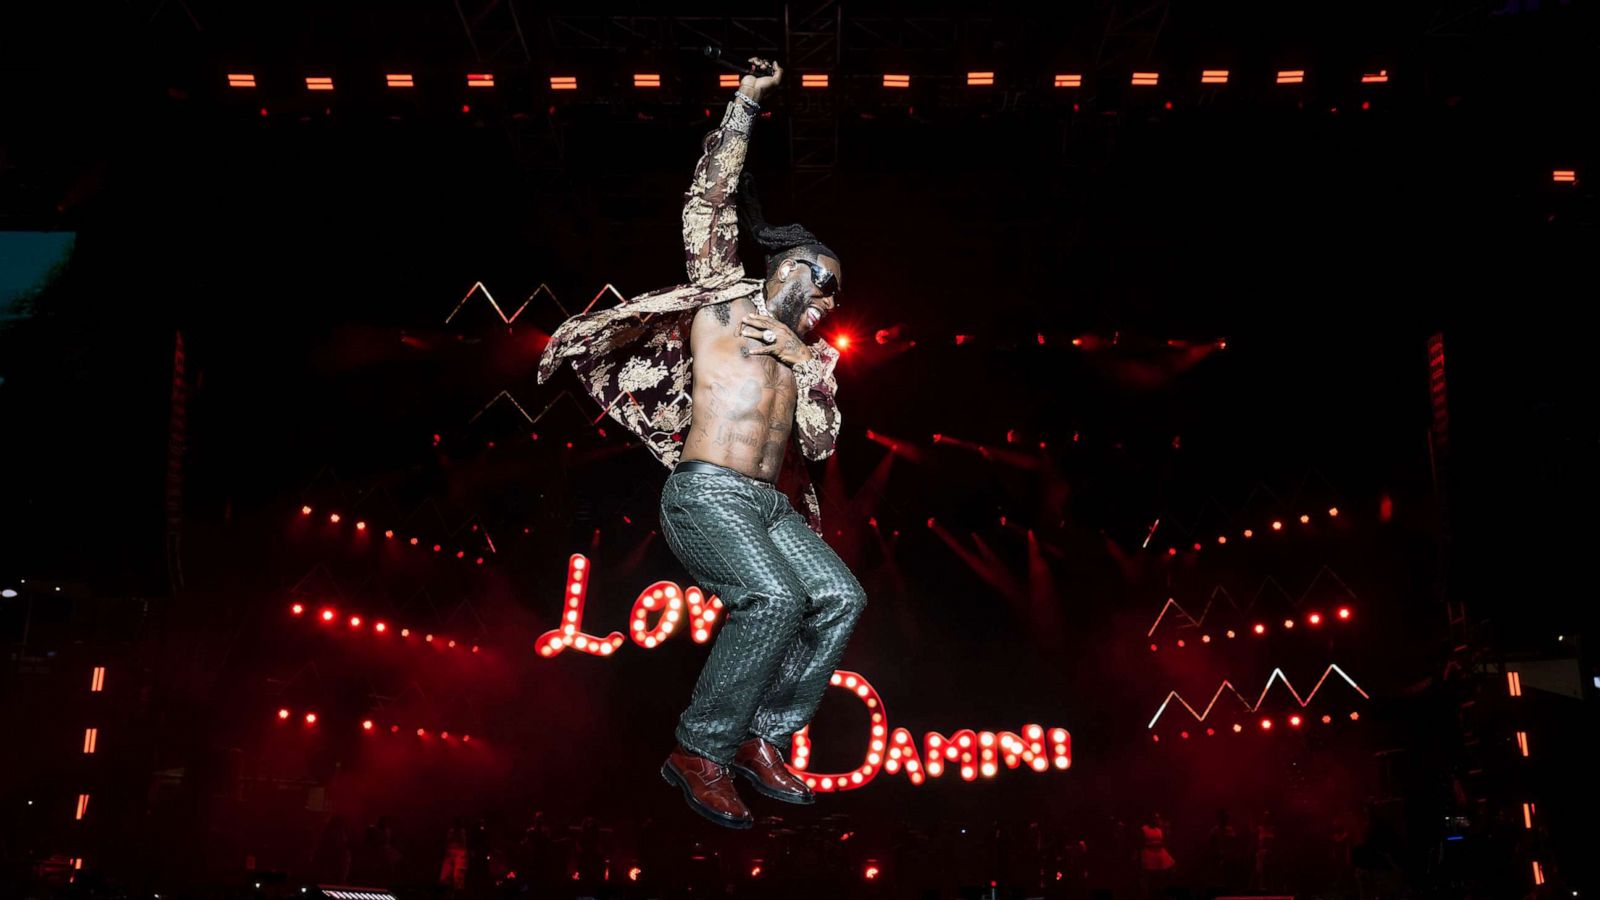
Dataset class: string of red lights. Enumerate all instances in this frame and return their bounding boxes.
[295,504,492,567]
[287,602,483,655]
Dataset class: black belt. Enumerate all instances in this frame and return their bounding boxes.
[673,459,777,485]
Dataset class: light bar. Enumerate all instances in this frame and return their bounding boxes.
[1131,72,1159,86]
[550,76,577,91]
[1361,69,1390,84]
[1507,671,1523,697]
[883,74,911,89]
[305,76,334,92]
[1201,69,1229,85]
[467,73,494,88]
[76,794,90,820]
[967,71,995,87]
[83,728,98,754]
[1516,730,1530,757]
[90,666,105,692]
[801,73,829,89]
[1053,74,1082,88]
[633,73,661,89]
[227,73,257,89]
[1553,169,1577,183]
[1276,70,1305,85]
[720,73,741,88]
[386,73,414,88]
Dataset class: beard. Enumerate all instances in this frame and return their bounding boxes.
[768,280,811,332]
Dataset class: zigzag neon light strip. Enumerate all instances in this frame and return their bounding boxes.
[789,671,1071,793]
[1147,664,1370,729]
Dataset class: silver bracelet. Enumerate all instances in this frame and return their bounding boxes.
[734,91,761,111]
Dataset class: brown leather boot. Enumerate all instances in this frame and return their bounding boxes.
[731,737,815,805]
[660,745,754,829]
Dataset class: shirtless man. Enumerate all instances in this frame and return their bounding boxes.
[538,57,867,829]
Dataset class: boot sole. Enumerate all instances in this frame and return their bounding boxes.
[660,763,754,829]
[730,763,816,805]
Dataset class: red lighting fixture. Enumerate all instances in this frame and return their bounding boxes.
[278,708,290,720]
[1201,69,1229,85]
[1271,520,1283,531]
[301,505,313,515]
[349,616,362,628]
[305,712,318,725]
[1328,507,1340,517]
[966,71,995,87]
[330,513,342,524]
[375,622,387,633]
[321,609,335,622]
[1260,718,1273,731]
[1276,70,1306,85]
[356,521,367,531]
[1054,73,1083,88]
[1338,607,1352,620]
[1308,613,1322,626]
[362,720,374,731]
[884,74,911,89]
[291,603,304,615]
[386,73,415,88]
[1289,715,1303,728]
[1253,623,1266,635]
[1283,618,1295,629]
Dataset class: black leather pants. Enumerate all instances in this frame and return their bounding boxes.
[659,460,867,765]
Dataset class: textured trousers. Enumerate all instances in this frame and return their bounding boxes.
[658,462,868,765]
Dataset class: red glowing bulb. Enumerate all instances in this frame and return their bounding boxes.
[865,866,880,880]
[384,529,394,539]
[1338,607,1352,620]
[1308,613,1322,626]
[1232,724,1243,733]
[305,712,318,725]
[835,335,851,350]
[417,728,426,737]
[356,521,367,531]
[1300,514,1311,524]
[1260,718,1273,730]
[1271,521,1283,531]
[278,708,290,720]
[1289,715,1302,728]
[349,616,362,628]
[1283,618,1295,629]
[1243,529,1254,538]
[1253,623,1266,635]
[301,505,313,516]
[321,609,335,622]
[362,720,374,731]
[1328,507,1340,517]
[330,513,341,524]
[291,603,304,615]
[375,622,387,633]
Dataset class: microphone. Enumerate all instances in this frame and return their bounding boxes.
[701,47,775,78]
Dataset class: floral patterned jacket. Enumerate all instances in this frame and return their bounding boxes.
[536,97,842,535]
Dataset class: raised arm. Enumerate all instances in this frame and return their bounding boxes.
[682,59,782,287]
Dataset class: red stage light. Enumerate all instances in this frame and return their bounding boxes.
[349,616,362,628]
[462,734,471,742]
[1300,514,1311,524]
[802,74,830,89]
[362,720,374,731]
[1328,507,1340,517]
[1283,618,1295,629]
[1227,630,1236,639]
[966,71,995,87]
[305,712,318,725]
[391,725,399,733]
[1193,543,1202,552]
[228,73,257,89]
[1150,643,1158,652]
[1218,535,1227,544]
[1308,613,1322,626]
[1202,634,1211,643]
[291,603,304,615]
[1168,548,1177,557]
[1260,718,1273,730]
[865,865,881,880]
[1243,529,1254,538]
[1352,712,1362,722]
[751,866,762,878]
[926,518,935,528]
[384,529,394,539]
[321,609,335,622]
[632,73,661,89]
[1289,715,1303,728]
[1055,73,1083,88]
[1253,623,1266,635]
[1322,715,1332,724]
[301,505,313,515]
[278,708,290,720]
[1338,607,1352,620]
[1232,724,1243,733]
[1271,520,1283,531]
[1180,731,1189,739]
[356,521,367,531]
[1201,69,1229,85]
[1276,70,1306,85]
[1206,728,1215,736]
[375,622,387,633]
[629,867,642,881]
[1131,72,1159,86]
[417,728,426,737]
[1176,640,1185,648]
[835,335,851,350]
[550,76,577,91]
[884,74,911,89]
[330,513,342,523]
[410,537,419,545]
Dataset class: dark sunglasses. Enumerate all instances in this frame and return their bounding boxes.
[789,258,839,297]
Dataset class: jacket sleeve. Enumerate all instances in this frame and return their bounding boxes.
[682,97,758,288]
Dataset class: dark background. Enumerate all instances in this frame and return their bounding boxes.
[1,1,1594,895]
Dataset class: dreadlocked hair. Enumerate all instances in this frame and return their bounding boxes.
[735,171,839,281]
